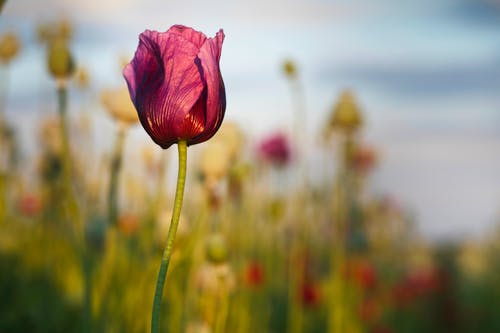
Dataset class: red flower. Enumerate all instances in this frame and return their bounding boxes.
[301,282,321,307]
[17,193,42,217]
[257,132,292,167]
[392,268,440,307]
[123,25,226,149]
[347,259,377,290]
[351,145,377,174]
[244,261,265,287]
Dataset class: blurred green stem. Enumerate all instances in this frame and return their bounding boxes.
[152,152,167,223]
[57,83,82,230]
[83,252,93,333]
[151,140,187,333]
[214,283,229,333]
[0,0,6,14]
[107,124,126,225]
[0,65,8,222]
[287,230,303,333]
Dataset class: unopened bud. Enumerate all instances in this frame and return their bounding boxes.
[205,234,228,264]
[47,39,75,80]
[0,32,20,64]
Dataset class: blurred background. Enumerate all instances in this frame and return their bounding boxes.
[1,0,500,332]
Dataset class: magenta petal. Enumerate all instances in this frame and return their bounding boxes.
[167,25,207,49]
[123,30,205,148]
[188,29,226,145]
[123,26,226,149]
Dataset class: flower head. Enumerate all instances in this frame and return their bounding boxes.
[325,90,363,137]
[123,25,226,149]
[257,132,292,167]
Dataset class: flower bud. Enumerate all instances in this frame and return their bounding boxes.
[327,90,363,134]
[0,32,20,64]
[205,233,228,264]
[75,66,90,89]
[47,39,75,80]
[282,59,297,79]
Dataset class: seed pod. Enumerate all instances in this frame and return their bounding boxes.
[47,39,75,80]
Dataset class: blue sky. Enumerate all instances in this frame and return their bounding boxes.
[1,0,500,239]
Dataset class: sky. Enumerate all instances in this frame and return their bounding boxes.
[1,0,500,240]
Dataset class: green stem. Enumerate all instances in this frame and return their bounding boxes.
[83,252,93,333]
[107,125,126,225]
[57,84,81,230]
[151,140,188,333]
[152,152,167,223]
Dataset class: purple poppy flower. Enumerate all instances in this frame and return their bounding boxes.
[123,25,226,149]
[257,132,292,167]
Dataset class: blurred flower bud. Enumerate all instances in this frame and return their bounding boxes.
[186,321,211,333]
[212,121,245,162]
[17,192,42,217]
[0,0,6,13]
[257,132,292,168]
[118,213,139,236]
[346,258,377,290]
[282,59,297,79]
[199,141,231,188]
[195,262,236,294]
[75,66,90,89]
[47,39,75,81]
[243,260,265,287]
[101,87,139,125]
[326,90,363,136]
[205,233,229,264]
[0,32,20,64]
[301,281,321,308]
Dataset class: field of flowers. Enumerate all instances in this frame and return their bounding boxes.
[1,6,500,333]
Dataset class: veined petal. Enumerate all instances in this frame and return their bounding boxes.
[167,25,207,49]
[123,30,205,148]
[188,29,226,145]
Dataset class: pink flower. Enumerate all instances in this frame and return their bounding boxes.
[123,25,226,149]
[257,132,292,167]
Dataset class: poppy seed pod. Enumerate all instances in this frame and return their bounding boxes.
[205,233,229,264]
[47,39,75,80]
[282,59,297,78]
[328,90,363,134]
[123,25,226,149]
